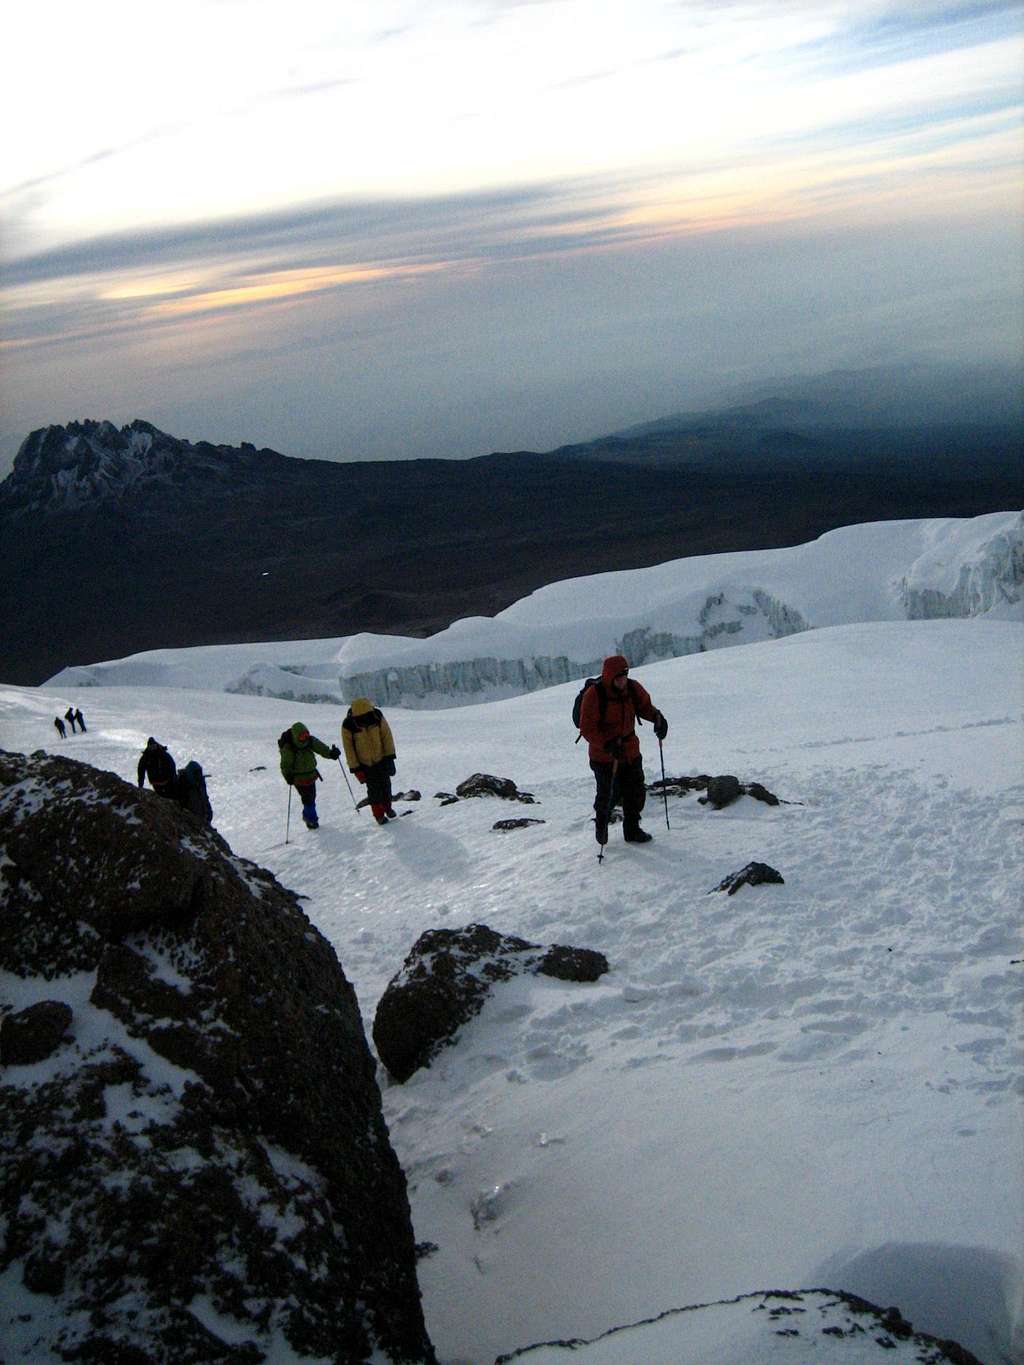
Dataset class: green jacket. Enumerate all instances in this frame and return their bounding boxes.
[278,722,333,787]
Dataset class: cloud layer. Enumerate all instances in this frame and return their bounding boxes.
[1,0,1021,467]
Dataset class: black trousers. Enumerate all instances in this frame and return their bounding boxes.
[591,757,646,826]
[364,762,394,809]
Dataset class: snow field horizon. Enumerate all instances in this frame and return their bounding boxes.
[2,618,1021,1363]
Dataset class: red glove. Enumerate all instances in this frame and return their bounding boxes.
[354,769,367,784]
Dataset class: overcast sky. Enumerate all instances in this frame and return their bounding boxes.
[2,0,1022,470]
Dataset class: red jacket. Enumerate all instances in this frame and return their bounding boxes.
[579,654,660,764]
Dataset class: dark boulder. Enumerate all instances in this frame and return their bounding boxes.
[0,748,435,1364]
[0,999,72,1065]
[452,774,537,803]
[702,774,742,809]
[711,862,786,895]
[373,923,609,1082]
[492,818,546,832]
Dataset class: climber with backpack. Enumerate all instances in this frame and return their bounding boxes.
[341,698,398,825]
[138,737,178,798]
[576,654,668,849]
[278,722,340,830]
[174,760,213,825]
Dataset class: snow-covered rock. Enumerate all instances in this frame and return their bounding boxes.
[0,748,435,1364]
[497,1288,983,1363]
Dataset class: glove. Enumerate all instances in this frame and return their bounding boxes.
[604,737,622,758]
[138,778,144,788]
[354,768,367,784]
[383,756,396,777]
[653,712,668,741]
[284,776,294,786]
[328,744,340,760]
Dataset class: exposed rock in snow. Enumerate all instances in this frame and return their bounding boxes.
[373,924,609,1083]
[0,748,436,1364]
[0,999,72,1065]
[711,862,786,895]
[454,773,537,803]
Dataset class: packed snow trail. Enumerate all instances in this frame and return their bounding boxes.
[1,619,1021,1364]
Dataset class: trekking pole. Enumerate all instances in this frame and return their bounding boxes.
[597,757,619,865]
[337,758,361,812]
[285,786,293,845]
[658,739,671,831]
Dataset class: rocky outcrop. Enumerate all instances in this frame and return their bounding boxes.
[434,775,537,806]
[649,774,784,809]
[0,749,435,1364]
[455,774,536,802]
[373,924,609,1083]
[0,419,277,514]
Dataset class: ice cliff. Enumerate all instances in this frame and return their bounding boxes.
[338,513,1022,708]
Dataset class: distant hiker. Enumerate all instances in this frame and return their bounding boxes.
[54,716,67,740]
[175,760,213,825]
[74,708,86,732]
[65,706,77,734]
[138,737,178,798]
[278,722,340,830]
[342,698,397,825]
[577,654,668,847]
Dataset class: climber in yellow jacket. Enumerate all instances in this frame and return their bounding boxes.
[341,698,398,825]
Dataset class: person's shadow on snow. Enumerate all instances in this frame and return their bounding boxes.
[371,817,470,880]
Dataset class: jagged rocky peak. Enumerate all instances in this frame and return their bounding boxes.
[1,418,276,512]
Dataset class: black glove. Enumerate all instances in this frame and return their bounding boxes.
[653,712,668,741]
[383,756,396,776]
[328,744,340,760]
[284,776,294,786]
[604,737,622,758]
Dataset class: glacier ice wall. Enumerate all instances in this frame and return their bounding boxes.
[340,515,1022,709]
[342,588,812,708]
[899,513,1023,619]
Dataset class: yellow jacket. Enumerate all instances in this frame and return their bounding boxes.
[341,700,396,772]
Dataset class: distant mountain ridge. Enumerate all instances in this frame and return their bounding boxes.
[1,419,284,513]
[2,381,1021,684]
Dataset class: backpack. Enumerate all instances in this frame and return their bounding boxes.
[573,677,642,736]
[176,760,212,824]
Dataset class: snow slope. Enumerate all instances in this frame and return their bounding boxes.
[3,618,1022,1363]
[45,513,1022,710]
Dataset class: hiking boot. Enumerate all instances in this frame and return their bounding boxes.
[623,825,652,843]
[304,817,319,830]
[384,808,398,820]
[375,814,388,826]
